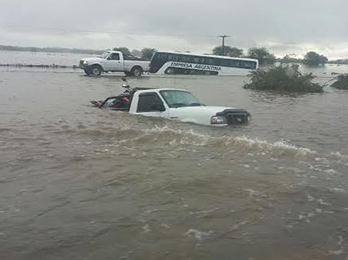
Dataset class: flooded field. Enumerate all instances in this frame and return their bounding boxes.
[1,52,348,260]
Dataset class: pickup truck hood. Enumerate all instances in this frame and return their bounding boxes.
[81,57,105,63]
[169,106,234,125]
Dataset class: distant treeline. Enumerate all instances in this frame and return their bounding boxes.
[212,46,348,66]
[327,59,348,65]
[0,45,103,55]
[276,53,348,65]
[1,44,348,66]
[0,63,78,69]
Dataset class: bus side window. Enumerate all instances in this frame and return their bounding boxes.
[240,61,255,69]
[168,54,179,61]
[179,55,186,62]
[198,57,205,64]
[157,53,167,61]
[206,58,214,65]
[212,58,221,66]
[220,59,230,67]
[241,61,247,69]
[229,60,241,68]
[180,55,193,63]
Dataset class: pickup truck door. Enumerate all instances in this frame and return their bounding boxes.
[104,53,123,72]
[134,92,169,118]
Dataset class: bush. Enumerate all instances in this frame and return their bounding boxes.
[113,47,132,57]
[141,48,157,60]
[243,65,324,93]
[331,74,348,89]
[303,51,328,66]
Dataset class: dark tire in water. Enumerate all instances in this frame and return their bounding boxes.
[84,68,92,76]
[91,65,102,76]
[165,68,175,74]
[131,66,143,77]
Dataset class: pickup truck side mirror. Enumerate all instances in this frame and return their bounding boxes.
[151,103,165,112]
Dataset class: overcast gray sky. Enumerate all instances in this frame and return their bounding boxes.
[1,0,348,59]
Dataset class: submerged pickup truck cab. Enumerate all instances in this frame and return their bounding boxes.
[79,51,150,77]
[92,85,250,126]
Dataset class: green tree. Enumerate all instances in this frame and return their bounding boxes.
[131,49,142,57]
[212,46,244,57]
[303,51,328,66]
[113,47,132,57]
[141,48,157,60]
[281,54,302,64]
[247,47,276,65]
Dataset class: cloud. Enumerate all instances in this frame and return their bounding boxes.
[0,0,348,58]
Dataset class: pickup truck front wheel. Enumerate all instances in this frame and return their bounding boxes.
[84,68,92,76]
[131,66,143,77]
[90,65,102,76]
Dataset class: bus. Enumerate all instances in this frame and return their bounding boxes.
[149,51,259,76]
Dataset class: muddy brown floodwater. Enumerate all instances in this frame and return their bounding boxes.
[1,57,348,259]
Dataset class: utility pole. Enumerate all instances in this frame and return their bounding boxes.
[219,35,229,56]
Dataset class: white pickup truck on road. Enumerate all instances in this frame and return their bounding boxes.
[79,51,150,76]
[91,79,251,126]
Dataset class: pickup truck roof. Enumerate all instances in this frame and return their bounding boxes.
[103,51,147,61]
[134,88,190,94]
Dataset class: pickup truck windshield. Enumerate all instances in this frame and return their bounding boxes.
[160,90,202,108]
[100,51,111,59]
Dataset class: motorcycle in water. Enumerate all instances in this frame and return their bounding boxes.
[90,77,149,111]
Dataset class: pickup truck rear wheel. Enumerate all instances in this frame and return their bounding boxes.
[131,66,143,77]
[91,65,102,76]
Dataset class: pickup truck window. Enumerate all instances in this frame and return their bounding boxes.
[160,90,202,108]
[137,93,165,112]
[108,53,120,60]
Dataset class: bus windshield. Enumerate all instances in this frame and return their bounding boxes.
[160,90,203,108]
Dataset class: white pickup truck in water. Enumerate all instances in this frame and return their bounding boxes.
[91,79,250,126]
[79,51,150,77]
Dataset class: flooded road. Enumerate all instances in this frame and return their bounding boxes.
[1,56,348,259]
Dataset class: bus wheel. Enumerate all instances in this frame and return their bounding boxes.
[131,66,143,77]
[166,68,175,74]
[91,65,102,76]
